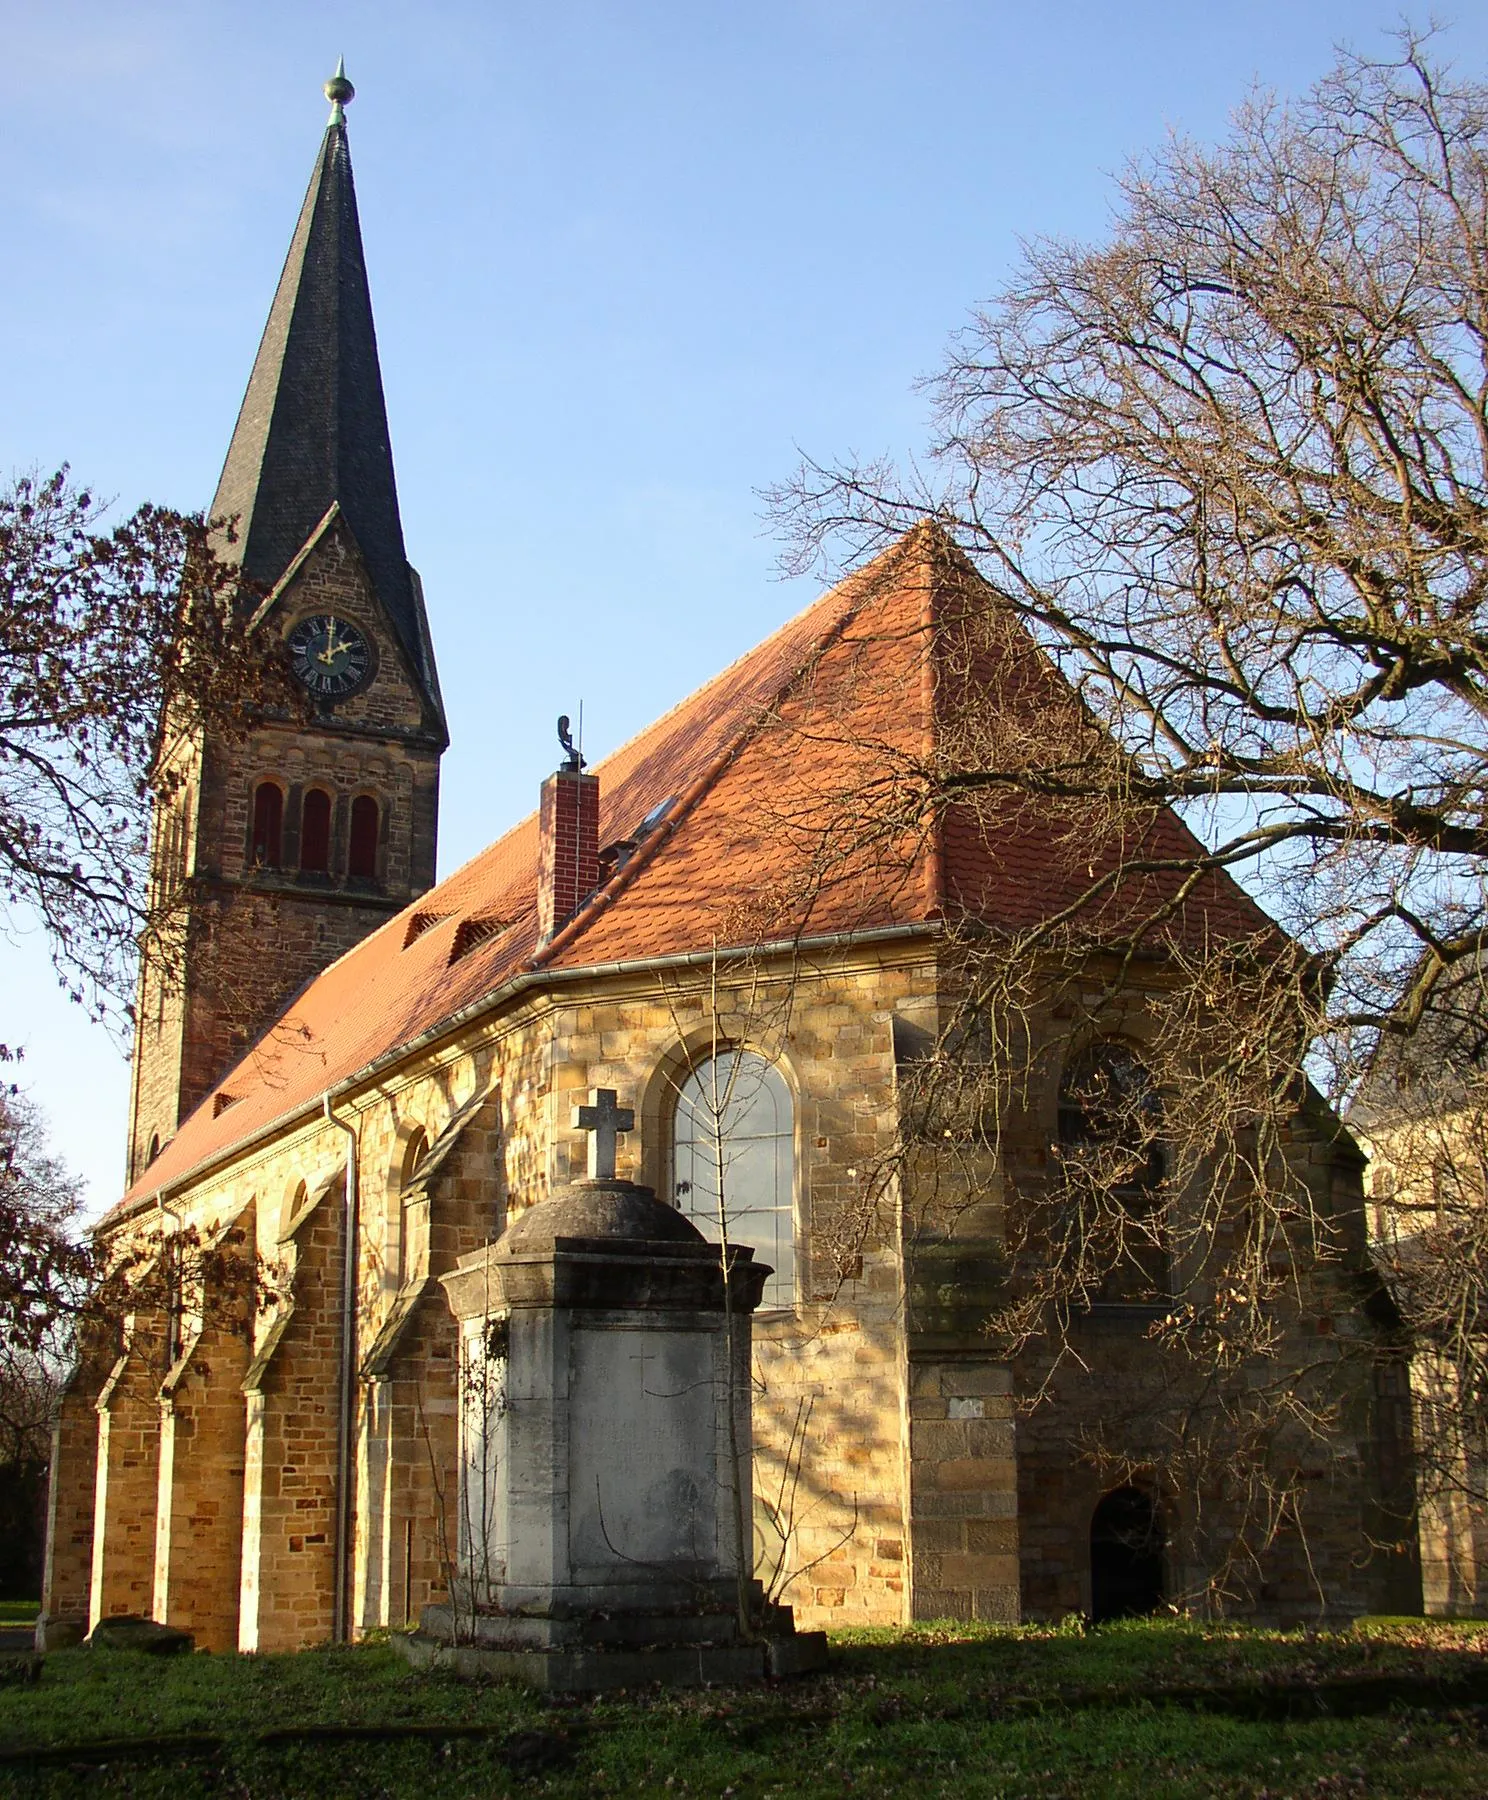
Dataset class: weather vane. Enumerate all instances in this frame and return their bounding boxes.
[557,715,586,773]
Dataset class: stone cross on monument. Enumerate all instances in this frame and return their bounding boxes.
[573,1087,634,1180]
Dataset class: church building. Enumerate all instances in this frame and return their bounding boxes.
[41,72,1420,1654]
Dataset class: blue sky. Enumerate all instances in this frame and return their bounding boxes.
[3,0,1484,1211]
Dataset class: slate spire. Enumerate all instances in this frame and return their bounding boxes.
[211,65,425,675]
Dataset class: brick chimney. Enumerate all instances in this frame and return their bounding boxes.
[537,763,600,944]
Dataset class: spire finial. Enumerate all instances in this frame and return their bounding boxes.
[324,56,354,126]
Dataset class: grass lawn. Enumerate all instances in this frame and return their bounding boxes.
[3,1618,1488,1796]
[0,1606,36,1627]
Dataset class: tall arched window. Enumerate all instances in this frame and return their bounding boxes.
[300,787,332,874]
[672,1051,794,1308]
[401,1128,430,1188]
[348,794,379,879]
[284,1178,308,1239]
[156,800,187,901]
[251,782,283,868]
[397,1128,430,1287]
[1057,1040,1168,1301]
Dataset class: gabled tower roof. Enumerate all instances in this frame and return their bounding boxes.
[211,68,425,676]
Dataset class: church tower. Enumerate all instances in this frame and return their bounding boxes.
[127,65,445,1183]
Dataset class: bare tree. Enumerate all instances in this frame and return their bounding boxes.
[0,468,285,1025]
[770,29,1488,1079]
[758,29,1488,1594]
[0,1086,90,1361]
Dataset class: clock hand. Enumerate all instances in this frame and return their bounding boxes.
[317,621,343,665]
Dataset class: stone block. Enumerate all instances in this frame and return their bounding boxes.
[911,1588,973,1622]
[939,1553,1019,1589]
[910,1520,963,1554]
[936,1458,1016,1493]
[910,1422,970,1462]
[971,1585,1021,1623]
[87,1615,195,1655]
[965,1420,1016,1458]
[966,1518,1018,1555]
[910,1490,981,1519]
[909,1396,950,1419]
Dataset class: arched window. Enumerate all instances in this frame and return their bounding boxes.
[156,803,184,902]
[300,787,332,874]
[1057,1040,1168,1301]
[251,782,283,868]
[672,1051,794,1307]
[402,1128,430,1189]
[397,1128,430,1287]
[1090,1487,1165,1621]
[348,794,379,879]
[283,1178,308,1239]
[147,1133,160,1166]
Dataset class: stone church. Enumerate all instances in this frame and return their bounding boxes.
[41,73,1420,1654]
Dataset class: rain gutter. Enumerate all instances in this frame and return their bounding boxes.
[116,920,942,1226]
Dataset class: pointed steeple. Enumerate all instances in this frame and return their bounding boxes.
[211,65,426,680]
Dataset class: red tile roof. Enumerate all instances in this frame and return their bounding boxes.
[115,526,1277,1215]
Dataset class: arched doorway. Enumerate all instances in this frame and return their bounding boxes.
[1090,1486,1165,1621]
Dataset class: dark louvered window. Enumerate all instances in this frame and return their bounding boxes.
[300,788,332,874]
[1057,1041,1168,1301]
[348,795,379,879]
[251,783,283,868]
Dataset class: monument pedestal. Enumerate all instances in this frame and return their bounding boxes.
[395,1178,826,1689]
[397,1591,825,1691]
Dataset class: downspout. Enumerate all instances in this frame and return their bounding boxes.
[323,1093,359,1645]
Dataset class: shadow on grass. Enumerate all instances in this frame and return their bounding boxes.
[6,1621,1488,1790]
[832,1617,1488,1720]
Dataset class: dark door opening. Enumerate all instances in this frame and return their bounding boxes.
[1090,1486,1165,1621]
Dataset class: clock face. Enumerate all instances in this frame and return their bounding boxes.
[287,614,373,699]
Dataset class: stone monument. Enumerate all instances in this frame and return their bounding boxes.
[396,1090,827,1689]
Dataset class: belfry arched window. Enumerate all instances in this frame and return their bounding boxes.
[348,795,379,879]
[300,788,332,874]
[1057,1040,1169,1301]
[251,782,283,868]
[672,1051,795,1308]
